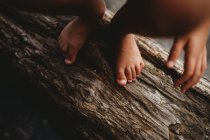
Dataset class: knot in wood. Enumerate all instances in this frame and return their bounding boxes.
[79,87,95,103]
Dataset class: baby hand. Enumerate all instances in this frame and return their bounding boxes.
[166,20,209,93]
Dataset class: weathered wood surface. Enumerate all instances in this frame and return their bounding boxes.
[1,4,210,140]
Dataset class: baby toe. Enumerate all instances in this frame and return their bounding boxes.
[135,65,141,77]
[65,47,79,64]
[116,68,127,86]
[131,66,136,81]
[140,61,145,68]
[61,45,68,53]
[125,67,133,83]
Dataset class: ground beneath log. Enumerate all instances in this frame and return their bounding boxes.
[0,49,84,140]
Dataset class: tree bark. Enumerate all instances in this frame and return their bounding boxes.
[1,3,210,140]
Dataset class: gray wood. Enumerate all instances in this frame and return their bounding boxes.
[0,4,210,140]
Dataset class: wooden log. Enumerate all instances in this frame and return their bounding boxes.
[1,3,210,140]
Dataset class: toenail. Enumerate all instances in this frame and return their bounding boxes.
[167,61,174,68]
[128,80,132,83]
[118,79,127,86]
[65,59,73,64]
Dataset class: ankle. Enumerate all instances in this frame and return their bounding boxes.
[87,0,106,22]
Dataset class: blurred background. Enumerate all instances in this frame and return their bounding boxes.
[0,1,209,140]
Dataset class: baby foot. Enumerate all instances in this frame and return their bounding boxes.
[58,17,93,64]
[116,34,144,86]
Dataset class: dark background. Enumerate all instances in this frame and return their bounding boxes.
[0,50,87,140]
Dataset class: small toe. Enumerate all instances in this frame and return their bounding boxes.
[62,45,68,53]
[125,67,133,83]
[116,68,127,86]
[140,62,145,68]
[59,42,67,52]
[131,66,136,80]
[65,47,79,64]
[135,65,141,77]
[65,59,73,64]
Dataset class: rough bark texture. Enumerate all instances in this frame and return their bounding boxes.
[1,3,210,140]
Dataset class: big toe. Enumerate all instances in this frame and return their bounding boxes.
[116,69,127,86]
[65,47,79,64]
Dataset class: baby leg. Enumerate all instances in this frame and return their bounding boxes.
[111,1,146,86]
[5,0,106,64]
[115,34,144,86]
[57,0,106,64]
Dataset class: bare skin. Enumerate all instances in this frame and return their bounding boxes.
[115,34,144,86]
[5,0,143,86]
[58,19,144,85]
[167,18,210,93]
[112,0,210,92]
[58,17,93,64]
